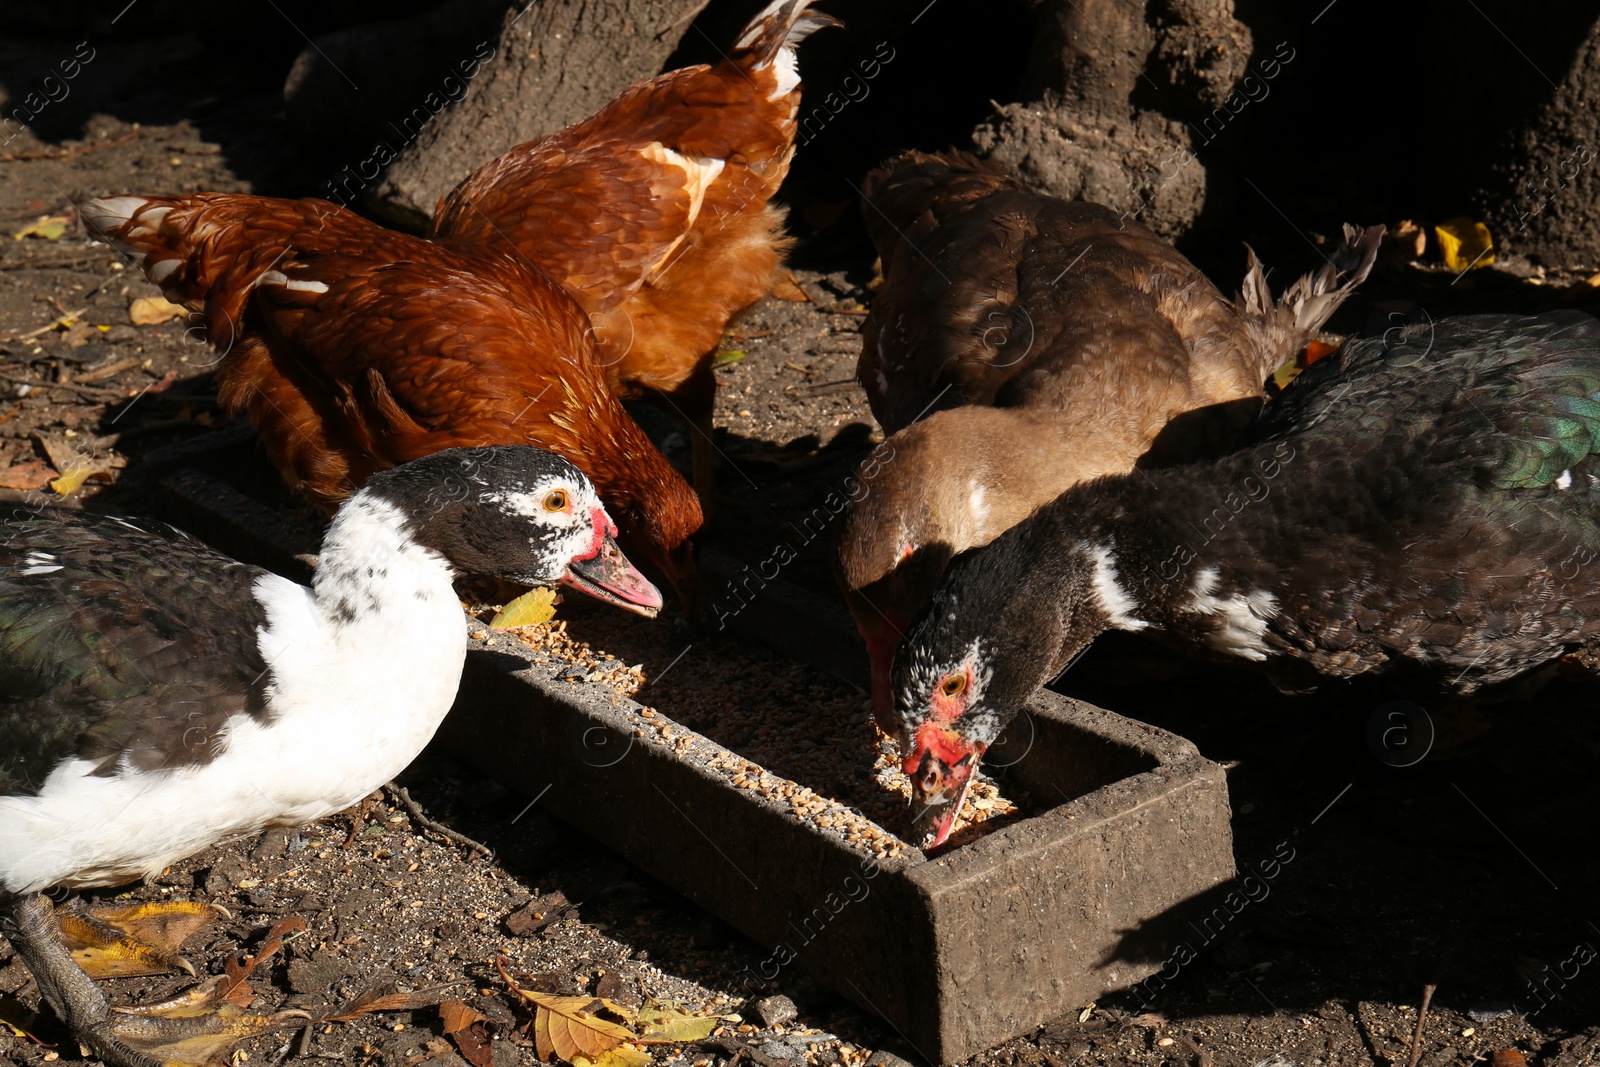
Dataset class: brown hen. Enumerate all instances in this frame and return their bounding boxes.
[840,150,1383,720]
[431,0,839,499]
[81,193,701,595]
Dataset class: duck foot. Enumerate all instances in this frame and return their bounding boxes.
[5,894,303,1067]
[56,899,227,979]
[108,979,310,1067]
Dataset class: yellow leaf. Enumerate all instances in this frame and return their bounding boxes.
[129,295,186,326]
[637,999,718,1044]
[490,587,558,629]
[49,466,95,496]
[1435,217,1495,273]
[573,1046,653,1067]
[534,995,635,1062]
[14,215,69,240]
[497,961,639,1065]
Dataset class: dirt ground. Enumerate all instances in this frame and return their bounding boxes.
[4,22,1600,1067]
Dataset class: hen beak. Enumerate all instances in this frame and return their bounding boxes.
[562,532,663,617]
[904,730,984,849]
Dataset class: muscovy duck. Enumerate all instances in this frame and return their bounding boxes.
[837,149,1382,725]
[894,312,1600,846]
[0,445,659,1067]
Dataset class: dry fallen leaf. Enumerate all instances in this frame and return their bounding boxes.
[1269,338,1341,392]
[441,999,489,1034]
[13,215,69,241]
[326,983,456,1022]
[573,1046,653,1067]
[61,320,95,348]
[129,295,187,326]
[1389,219,1426,259]
[1435,217,1495,273]
[323,985,454,1023]
[0,461,55,491]
[769,269,812,302]
[531,994,637,1061]
[48,465,104,497]
[497,958,640,1064]
[637,999,718,1044]
[491,587,558,629]
[217,915,306,1008]
[441,999,496,1067]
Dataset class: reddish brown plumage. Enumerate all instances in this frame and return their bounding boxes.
[82,193,701,591]
[432,0,838,488]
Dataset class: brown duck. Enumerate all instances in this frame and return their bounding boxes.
[838,150,1382,721]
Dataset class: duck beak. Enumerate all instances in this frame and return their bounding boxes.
[562,530,663,618]
[904,726,984,849]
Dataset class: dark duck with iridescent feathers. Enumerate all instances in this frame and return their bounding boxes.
[0,446,659,1067]
[894,312,1600,847]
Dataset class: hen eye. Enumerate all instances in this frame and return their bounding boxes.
[939,674,967,699]
[542,489,569,512]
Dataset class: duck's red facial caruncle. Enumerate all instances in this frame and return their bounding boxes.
[559,502,663,617]
[904,663,987,848]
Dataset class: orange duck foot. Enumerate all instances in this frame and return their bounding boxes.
[57,900,227,979]
[106,978,309,1067]
[8,895,303,1067]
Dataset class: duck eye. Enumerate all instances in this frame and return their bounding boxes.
[939,674,967,699]
[542,489,568,513]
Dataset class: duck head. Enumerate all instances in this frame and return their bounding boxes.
[893,531,1118,847]
[364,446,663,616]
[836,410,1091,732]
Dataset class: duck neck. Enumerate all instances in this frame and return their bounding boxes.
[1077,438,1298,636]
[311,493,462,639]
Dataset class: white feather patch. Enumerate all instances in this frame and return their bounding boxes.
[733,0,787,48]
[82,196,149,227]
[1185,566,1278,661]
[768,47,799,98]
[969,483,987,523]
[640,143,726,276]
[148,259,181,285]
[1081,542,1148,632]
[257,270,329,294]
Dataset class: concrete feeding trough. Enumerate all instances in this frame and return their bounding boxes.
[153,446,1237,1063]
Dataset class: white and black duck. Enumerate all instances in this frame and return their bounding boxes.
[0,444,661,1067]
[893,311,1600,847]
